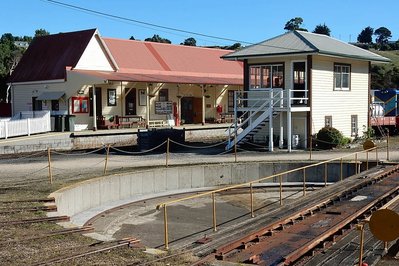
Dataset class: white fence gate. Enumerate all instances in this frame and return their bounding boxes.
[0,111,51,139]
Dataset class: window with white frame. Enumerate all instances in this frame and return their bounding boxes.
[351,115,358,136]
[249,64,284,89]
[334,64,351,91]
[325,116,332,127]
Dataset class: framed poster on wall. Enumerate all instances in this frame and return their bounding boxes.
[139,89,146,106]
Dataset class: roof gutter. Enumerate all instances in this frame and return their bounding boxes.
[318,51,391,63]
[222,51,317,61]
[7,79,65,86]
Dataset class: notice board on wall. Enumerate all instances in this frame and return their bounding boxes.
[155,101,172,114]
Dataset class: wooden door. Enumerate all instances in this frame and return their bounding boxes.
[192,97,203,124]
[125,88,136,115]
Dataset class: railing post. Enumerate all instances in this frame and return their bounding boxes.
[387,131,390,161]
[166,138,170,167]
[47,147,53,184]
[212,192,217,232]
[303,168,306,196]
[27,118,31,136]
[5,121,8,139]
[340,158,343,181]
[355,153,358,175]
[324,162,328,187]
[357,224,365,266]
[234,133,237,163]
[279,175,283,206]
[104,145,110,175]
[376,147,379,165]
[250,183,254,218]
[163,205,169,250]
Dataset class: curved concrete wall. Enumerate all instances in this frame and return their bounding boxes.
[50,161,356,223]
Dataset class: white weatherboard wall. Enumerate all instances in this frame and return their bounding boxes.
[74,34,115,71]
[311,55,369,137]
[50,162,355,225]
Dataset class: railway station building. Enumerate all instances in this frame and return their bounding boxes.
[8,29,243,131]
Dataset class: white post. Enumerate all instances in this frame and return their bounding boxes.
[279,113,284,148]
[146,84,150,128]
[92,86,97,131]
[201,85,206,125]
[287,88,292,152]
[27,118,31,136]
[4,121,8,139]
[269,90,274,151]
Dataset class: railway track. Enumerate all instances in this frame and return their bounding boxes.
[191,164,399,265]
[31,237,141,265]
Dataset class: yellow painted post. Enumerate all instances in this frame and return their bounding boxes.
[103,145,110,175]
[366,150,369,170]
[357,224,364,266]
[324,162,327,187]
[387,132,390,161]
[355,153,358,175]
[340,158,343,181]
[234,133,237,163]
[279,175,283,206]
[303,168,306,196]
[212,192,217,231]
[47,147,53,184]
[166,138,170,167]
[163,205,169,250]
[250,183,254,218]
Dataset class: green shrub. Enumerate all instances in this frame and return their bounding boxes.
[316,126,344,149]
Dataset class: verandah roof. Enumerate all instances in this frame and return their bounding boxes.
[73,69,243,85]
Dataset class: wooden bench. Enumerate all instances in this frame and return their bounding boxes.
[97,116,119,129]
[148,120,168,128]
[116,115,146,128]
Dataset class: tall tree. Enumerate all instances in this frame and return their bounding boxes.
[34,28,50,38]
[181,37,196,46]
[357,26,374,44]
[284,17,307,32]
[374,27,392,45]
[313,23,331,36]
[144,34,171,44]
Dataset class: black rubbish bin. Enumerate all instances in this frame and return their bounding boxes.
[65,115,76,132]
[54,115,65,132]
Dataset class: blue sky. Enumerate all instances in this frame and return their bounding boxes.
[1,0,398,46]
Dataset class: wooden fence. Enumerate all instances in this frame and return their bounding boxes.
[0,111,51,139]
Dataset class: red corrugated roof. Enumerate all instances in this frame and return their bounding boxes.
[80,38,243,85]
[9,29,96,83]
[10,29,243,85]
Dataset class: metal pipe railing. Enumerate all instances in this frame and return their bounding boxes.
[156,146,380,249]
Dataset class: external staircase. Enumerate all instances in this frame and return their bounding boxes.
[226,89,287,150]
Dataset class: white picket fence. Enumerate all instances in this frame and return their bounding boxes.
[0,111,51,139]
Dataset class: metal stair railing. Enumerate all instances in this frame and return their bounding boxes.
[226,89,286,150]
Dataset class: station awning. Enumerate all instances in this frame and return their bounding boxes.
[37,91,65,100]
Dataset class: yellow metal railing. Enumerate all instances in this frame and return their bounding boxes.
[156,146,381,250]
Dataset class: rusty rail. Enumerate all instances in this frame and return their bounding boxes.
[32,237,140,265]
[0,226,94,246]
[0,215,70,226]
[213,166,399,265]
